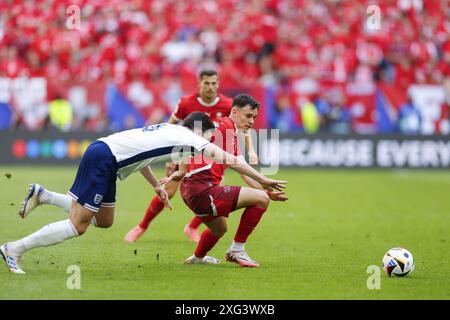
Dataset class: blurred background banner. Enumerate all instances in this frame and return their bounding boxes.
[1,131,448,168]
[259,133,450,168]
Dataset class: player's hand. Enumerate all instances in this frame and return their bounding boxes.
[159,171,184,186]
[248,151,259,165]
[158,177,171,185]
[155,185,172,210]
[260,178,287,192]
[267,190,288,202]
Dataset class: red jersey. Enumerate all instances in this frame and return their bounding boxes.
[185,117,240,186]
[172,93,232,121]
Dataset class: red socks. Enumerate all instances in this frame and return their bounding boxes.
[194,229,222,258]
[234,206,266,243]
[193,206,266,258]
[138,197,203,231]
[188,216,202,229]
[138,196,165,230]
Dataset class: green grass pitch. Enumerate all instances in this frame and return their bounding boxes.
[0,166,449,299]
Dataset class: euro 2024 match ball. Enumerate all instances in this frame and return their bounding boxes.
[382,247,415,277]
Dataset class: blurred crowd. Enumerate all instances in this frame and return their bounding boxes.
[1,0,450,133]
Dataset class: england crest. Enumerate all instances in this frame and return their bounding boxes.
[94,194,103,205]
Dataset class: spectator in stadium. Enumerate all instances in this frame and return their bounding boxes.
[1,0,449,134]
[398,95,422,134]
[48,94,73,132]
[328,94,351,135]
[300,99,320,134]
[0,103,13,130]
[270,92,302,133]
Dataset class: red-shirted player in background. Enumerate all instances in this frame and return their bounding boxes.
[162,94,288,266]
[124,70,259,243]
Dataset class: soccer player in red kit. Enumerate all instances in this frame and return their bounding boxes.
[163,94,288,266]
[124,70,259,243]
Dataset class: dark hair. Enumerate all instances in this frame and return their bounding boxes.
[199,69,218,80]
[183,112,216,132]
[232,93,260,109]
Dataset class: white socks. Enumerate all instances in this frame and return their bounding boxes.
[40,190,72,213]
[8,219,79,256]
[230,241,245,252]
[39,189,97,226]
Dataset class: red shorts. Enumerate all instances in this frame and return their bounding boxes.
[180,180,241,222]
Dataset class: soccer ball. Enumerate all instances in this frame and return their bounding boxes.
[382,248,415,277]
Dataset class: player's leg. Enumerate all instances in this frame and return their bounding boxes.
[183,216,202,243]
[2,140,117,274]
[234,187,269,210]
[92,206,115,228]
[19,184,107,228]
[183,178,226,242]
[93,179,116,228]
[19,183,72,218]
[124,179,180,243]
[185,217,226,265]
[1,200,88,274]
[226,187,269,267]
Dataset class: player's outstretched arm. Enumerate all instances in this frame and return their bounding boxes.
[140,166,172,209]
[202,144,287,191]
[159,161,187,186]
[240,174,288,202]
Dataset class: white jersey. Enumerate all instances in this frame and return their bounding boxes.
[98,123,210,180]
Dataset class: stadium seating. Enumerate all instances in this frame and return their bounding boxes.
[0,0,449,133]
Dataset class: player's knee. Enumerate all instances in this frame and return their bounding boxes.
[209,223,227,237]
[95,217,114,228]
[166,181,179,198]
[96,221,113,229]
[167,189,177,199]
[211,228,227,238]
[217,225,228,237]
[72,221,89,235]
[256,191,270,208]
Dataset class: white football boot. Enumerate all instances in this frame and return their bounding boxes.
[225,250,260,267]
[184,255,220,265]
[19,183,45,219]
[0,243,25,274]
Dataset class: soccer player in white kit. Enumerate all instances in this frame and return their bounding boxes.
[1,112,286,274]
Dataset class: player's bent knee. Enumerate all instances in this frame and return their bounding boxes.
[96,221,113,228]
[165,181,180,198]
[213,225,227,237]
[237,188,269,210]
[256,190,270,208]
[96,207,115,228]
[167,189,178,199]
[72,221,89,235]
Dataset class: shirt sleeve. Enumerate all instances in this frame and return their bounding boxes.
[189,131,211,152]
[172,99,186,121]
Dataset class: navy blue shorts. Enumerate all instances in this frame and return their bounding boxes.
[68,141,118,213]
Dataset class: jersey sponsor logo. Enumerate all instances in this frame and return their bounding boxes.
[142,124,165,132]
[94,194,103,205]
